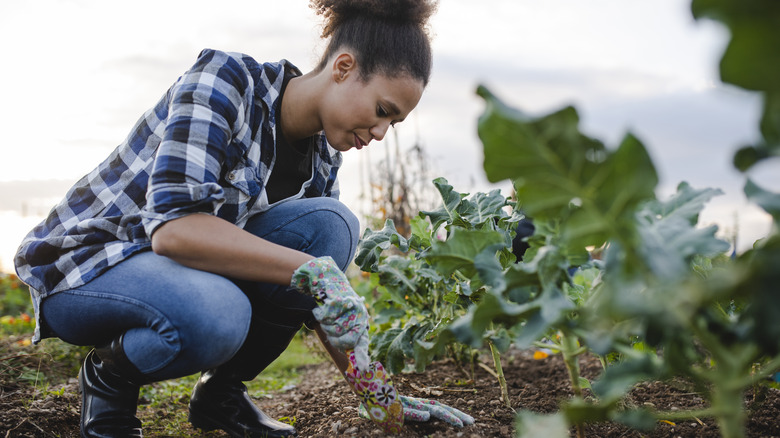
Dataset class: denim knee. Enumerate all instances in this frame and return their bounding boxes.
[308,198,360,269]
[176,287,252,368]
[244,197,361,270]
[142,285,252,380]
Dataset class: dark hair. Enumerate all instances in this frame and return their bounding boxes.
[310,0,437,86]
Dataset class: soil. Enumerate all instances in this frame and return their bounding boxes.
[2,335,780,437]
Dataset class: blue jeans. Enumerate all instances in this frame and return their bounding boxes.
[40,197,360,382]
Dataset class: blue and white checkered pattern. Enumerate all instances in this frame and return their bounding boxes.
[15,49,342,341]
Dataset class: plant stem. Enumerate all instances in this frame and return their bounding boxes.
[688,319,752,438]
[487,340,512,410]
[560,333,583,399]
[711,382,747,438]
[560,332,585,438]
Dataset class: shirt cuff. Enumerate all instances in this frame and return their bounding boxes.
[142,182,226,237]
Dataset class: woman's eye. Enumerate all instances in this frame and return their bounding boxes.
[377,105,388,117]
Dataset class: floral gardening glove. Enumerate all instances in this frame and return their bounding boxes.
[344,351,404,433]
[291,256,370,371]
[359,395,475,428]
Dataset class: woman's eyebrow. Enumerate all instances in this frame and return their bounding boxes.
[384,101,401,115]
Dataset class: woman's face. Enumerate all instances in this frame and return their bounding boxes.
[321,68,424,152]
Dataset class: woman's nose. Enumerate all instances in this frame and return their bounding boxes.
[370,121,391,141]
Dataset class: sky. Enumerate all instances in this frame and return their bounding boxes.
[0,0,777,273]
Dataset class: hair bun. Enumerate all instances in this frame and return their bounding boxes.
[311,0,437,38]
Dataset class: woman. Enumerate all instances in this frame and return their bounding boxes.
[15,0,472,437]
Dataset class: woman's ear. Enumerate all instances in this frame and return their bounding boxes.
[331,52,357,83]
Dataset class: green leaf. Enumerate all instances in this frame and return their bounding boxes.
[473,246,508,290]
[692,0,780,169]
[487,327,512,353]
[447,285,572,349]
[477,86,658,249]
[610,409,657,432]
[692,0,780,93]
[720,19,780,94]
[408,215,432,250]
[520,242,570,289]
[735,236,780,354]
[745,179,780,224]
[560,398,610,424]
[371,328,402,369]
[647,181,724,225]
[374,307,406,327]
[425,228,506,278]
[733,146,769,172]
[591,355,663,402]
[760,93,780,149]
[515,411,569,438]
[502,262,543,301]
[412,337,442,373]
[633,183,730,280]
[419,177,466,231]
[354,219,409,272]
[459,189,510,229]
[375,256,418,305]
[371,321,435,374]
[386,327,409,373]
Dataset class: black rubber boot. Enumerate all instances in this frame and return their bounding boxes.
[79,335,146,438]
[188,318,300,438]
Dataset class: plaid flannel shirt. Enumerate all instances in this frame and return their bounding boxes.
[14,49,342,342]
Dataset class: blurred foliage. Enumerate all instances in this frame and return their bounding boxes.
[691,0,780,170]
[0,273,33,317]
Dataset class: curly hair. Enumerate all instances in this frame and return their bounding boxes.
[310,0,438,86]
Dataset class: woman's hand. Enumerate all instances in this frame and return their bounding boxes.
[291,256,370,371]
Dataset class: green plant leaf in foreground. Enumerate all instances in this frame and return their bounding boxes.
[691,0,780,170]
[745,178,780,227]
[732,235,780,355]
[476,85,658,249]
[515,411,569,438]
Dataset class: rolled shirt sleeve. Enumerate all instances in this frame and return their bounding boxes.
[141,49,253,236]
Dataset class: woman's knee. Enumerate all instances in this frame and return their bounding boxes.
[179,283,252,356]
[144,284,252,378]
[309,199,360,268]
[245,198,361,270]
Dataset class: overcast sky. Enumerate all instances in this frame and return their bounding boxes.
[0,0,776,272]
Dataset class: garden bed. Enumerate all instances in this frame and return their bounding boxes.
[2,336,779,437]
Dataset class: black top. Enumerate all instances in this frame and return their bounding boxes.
[266,74,314,204]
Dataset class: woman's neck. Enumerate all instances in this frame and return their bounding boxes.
[279,72,325,142]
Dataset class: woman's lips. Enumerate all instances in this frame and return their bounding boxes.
[354,134,367,150]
